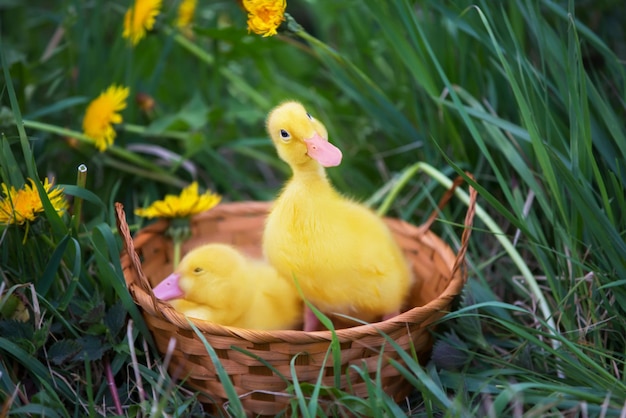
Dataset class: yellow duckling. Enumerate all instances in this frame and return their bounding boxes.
[262,101,412,331]
[152,243,302,330]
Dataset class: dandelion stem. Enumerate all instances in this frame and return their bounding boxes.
[165,26,270,109]
[72,164,87,234]
[163,25,214,64]
[293,24,384,97]
[101,155,186,188]
[21,120,183,186]
[173,238,181,269]
[121,123,189,141]
[22,120,145,165]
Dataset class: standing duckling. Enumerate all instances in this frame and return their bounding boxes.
[262,101,412,331]
[153,243,302,330]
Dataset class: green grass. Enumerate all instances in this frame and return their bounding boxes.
[2,0,626,416]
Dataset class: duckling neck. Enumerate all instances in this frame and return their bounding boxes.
[288,162,336,194]
[281,164,337,206]
[291,161,328,182]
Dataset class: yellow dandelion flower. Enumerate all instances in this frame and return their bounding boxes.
[0,178,68,226]
[82,85,130,152]
[176,0,197,31]
[0,183,25,224]
[39,178,68,215]
[123,0,162,46]
[134,182,221,219]
[243,0,286,37]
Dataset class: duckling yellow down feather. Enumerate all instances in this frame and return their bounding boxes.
[152,243,302,330]
[262,101,412,330]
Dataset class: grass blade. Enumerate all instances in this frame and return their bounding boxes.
[187,320,245,417]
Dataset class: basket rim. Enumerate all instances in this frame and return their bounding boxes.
[117,173,477,344]
[121,219,464,344]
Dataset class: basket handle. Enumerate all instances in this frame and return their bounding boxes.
[115,202,159,300]
[417,173,477,283]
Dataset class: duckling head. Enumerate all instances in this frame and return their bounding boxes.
[153,243,247,309]
[266,101,342,169]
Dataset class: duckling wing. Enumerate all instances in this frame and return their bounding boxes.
[169,299,216,322]
[240,267,303,330]
[290,200,411,314]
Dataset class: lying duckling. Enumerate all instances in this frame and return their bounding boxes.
[262,101,412,331]
[153,243,302,330]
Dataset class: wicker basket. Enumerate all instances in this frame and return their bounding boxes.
[117,177,476,416]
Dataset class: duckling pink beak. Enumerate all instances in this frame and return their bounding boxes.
[304,133,343,167]
[153,273,184,300]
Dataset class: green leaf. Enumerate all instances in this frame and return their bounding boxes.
[73,335,110,362]
[10,404,63,418]
[80,301,105,326]
[48,339,82,365]
[60,185,107,212]
[0,319,33,343]
[0,337,74,403]
[38,234,70,297]
[104,300,127,339]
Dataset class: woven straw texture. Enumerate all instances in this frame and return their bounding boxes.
[117,177,476,416]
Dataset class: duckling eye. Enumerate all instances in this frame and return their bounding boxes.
[306,112,313,120]
[279,129,291,142]
[193,267,203,274]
